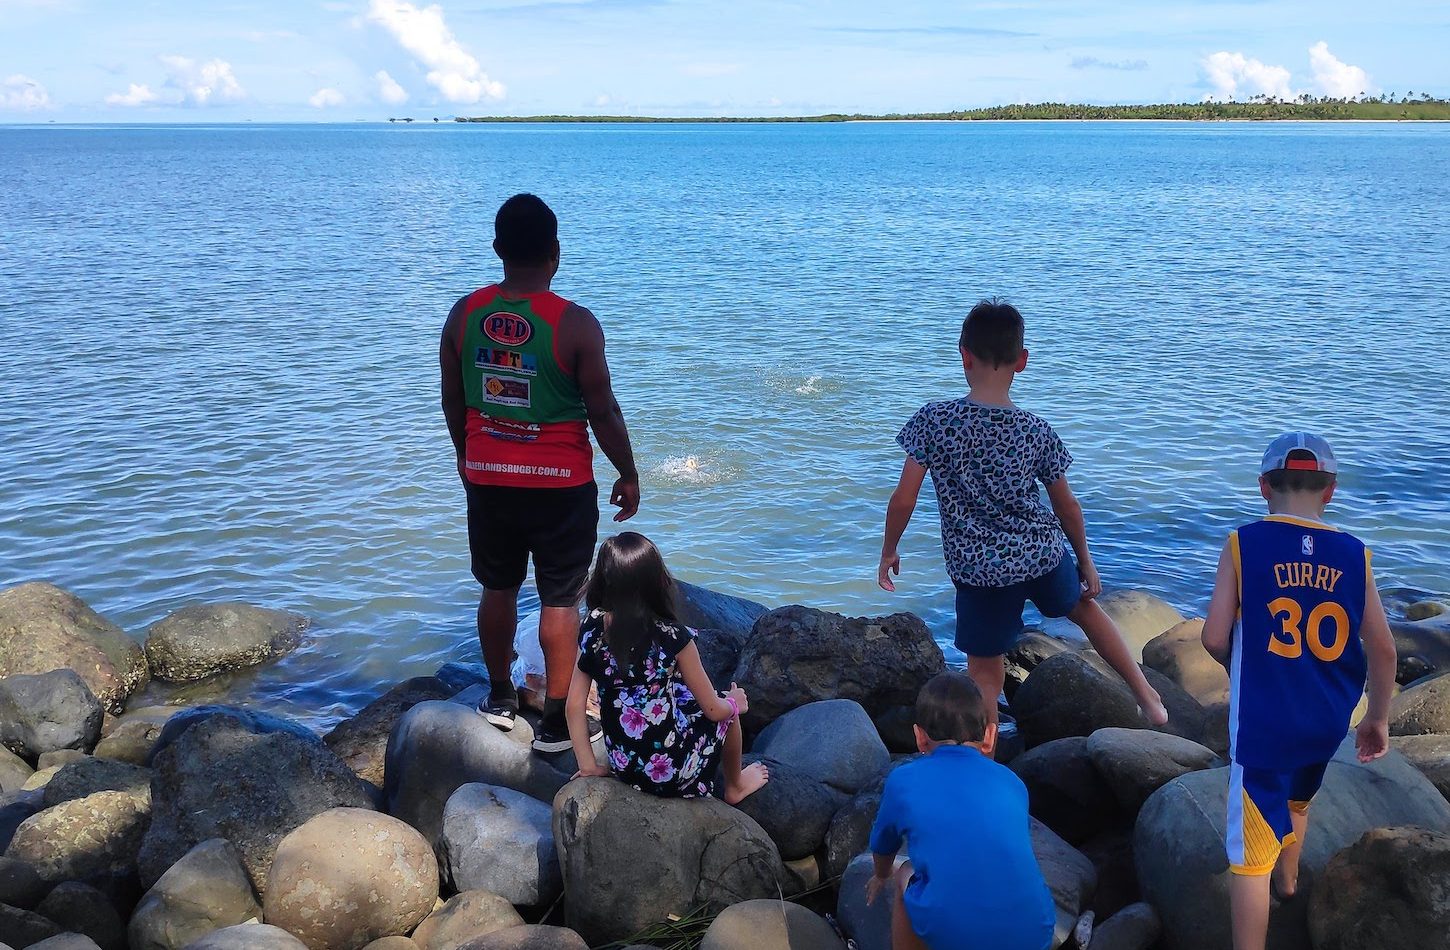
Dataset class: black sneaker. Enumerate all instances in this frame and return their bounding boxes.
[532,714,603,754]
[478,691,518,732]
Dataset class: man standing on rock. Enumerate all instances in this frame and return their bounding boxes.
[440,193,639,754]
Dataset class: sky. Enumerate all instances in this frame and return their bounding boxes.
[1,0,1447,121]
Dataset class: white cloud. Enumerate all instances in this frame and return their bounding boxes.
[309,87,346,108]
[375,69,409,104]
[160,55,245,106]
[105,83,159,107]
[1308,42,1371,99]
[366,0,503,104]
[1,74,52,111]
[1200,51,1294,101]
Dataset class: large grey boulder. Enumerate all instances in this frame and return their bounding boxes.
[1308,825,1450,950]
[0,751,31,794]
[1009,736,1122,845]
[264,808,438,950]
[1380,588,1450,684]
[1085,727,1221,815]
[41,758,150,810]
[1142,620,1229,709]
[0,583,148,713]
[146,705,320,765]
[677,581,769,643]
[441,784,560,905]
[385,702,575,852]
[731,607,945,733]
[5,789,149,885]
[733,755,844,861]
[181,923,307,949]
[410,890,523,950]
[0,902,63,947]
[1388,734,1450,800]
[456,926,588,950]
[1388,672,1450,735]
[1135,740,1450,950]
[0,671,104,760]
[553,776,787,944]
[128,839,260,950]
[1004,632,1082,700]
[752,700,890,795]
[94,707,184,766]
[1096,591,1186,661]
[144,604,306,683]
[0,856,48,910]
[324,677,453,789]
[1012,650,1209,749]
[1091,902,1162,950]
[35,881,126,950]
[138,716,374,894]
[700,899,845,950]
[29,936,103,950]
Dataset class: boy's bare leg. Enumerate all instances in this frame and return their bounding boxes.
[1273,808,1309,897]
[721,717,769,805]
[966,655,1005,757]
[891,862,931,950]
[1229,872,1271,950]
[1067,599,1168,725]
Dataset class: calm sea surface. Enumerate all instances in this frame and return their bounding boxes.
[3,121,1448,726]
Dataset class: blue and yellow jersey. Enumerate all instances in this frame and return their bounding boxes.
[1229,515,1370,769]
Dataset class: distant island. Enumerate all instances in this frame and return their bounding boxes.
[446,95,1450,123]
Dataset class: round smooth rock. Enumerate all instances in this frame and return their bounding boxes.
[1084,727,1221,814]
[29,936,103,950]
[361,939,418,950]
[0,902,62,946]
[144,603,306,684]
[0,748,32,793]
[128,838,261,950]
[323,677,453,789]
[41,757,150,809]
[752,700,890,795]
[1142,619,1229,708]
[441,784,560,905]
[0,582,149,713]
[1388,734,1450,800]
[180,924,308,949]
[264,808,438,950]
[701,899,845,950]
[36,881,126,950]
[1389,672,1450,736]
[456,926,589,950]
[1012,650,1207,748]
[0,670,104,760]
[731,755,843,861]
[5,789,149,884]
[1096,591,1186,661]
[1009,736,1122,844]
[0,855,48,909]
[93,707,185,765]
[410,890,523,950]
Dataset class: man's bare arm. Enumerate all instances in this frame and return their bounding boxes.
[440,296,469,473]
[565,304,639,521]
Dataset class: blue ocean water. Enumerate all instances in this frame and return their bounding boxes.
[2,121,1448,726]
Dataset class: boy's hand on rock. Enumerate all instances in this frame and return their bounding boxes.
[878,552,901,592]
[1078,559,1102,600]
[1355,716,1389,762]
[865,873,888,906]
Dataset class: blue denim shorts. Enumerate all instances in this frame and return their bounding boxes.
[954,551,1082,657]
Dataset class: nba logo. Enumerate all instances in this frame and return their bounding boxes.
[1302,535,1314,556]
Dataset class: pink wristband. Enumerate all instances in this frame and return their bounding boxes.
[726,696,739,720]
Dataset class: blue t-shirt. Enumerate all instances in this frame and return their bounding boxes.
[897,399,1072,587]
[1230,515,1370,769]
[870,745,1055,950]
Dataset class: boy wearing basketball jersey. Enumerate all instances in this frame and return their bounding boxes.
[1200,433,1397,950]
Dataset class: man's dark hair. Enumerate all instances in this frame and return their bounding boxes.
[958,297,1025,367]
[1264,448,1337,494]
[915,671,986,744]
[494,193,558,266]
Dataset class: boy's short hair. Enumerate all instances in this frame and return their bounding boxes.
[915,671,987,744]
[494,193,558,266]
[959,298,1025,367]
[1264,448,1337,494]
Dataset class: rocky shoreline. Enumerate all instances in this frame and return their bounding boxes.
[1,579,1448,950]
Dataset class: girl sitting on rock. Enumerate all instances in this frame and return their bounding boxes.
[566,532,769,803]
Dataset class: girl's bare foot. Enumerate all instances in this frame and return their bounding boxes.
[725,762,770,804]
[1138,688,1169,727]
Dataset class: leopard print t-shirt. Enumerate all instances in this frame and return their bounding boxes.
[897,398,1073,588]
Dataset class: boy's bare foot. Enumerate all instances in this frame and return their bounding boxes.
[725,762,770,805]
[1138,689,1169,727]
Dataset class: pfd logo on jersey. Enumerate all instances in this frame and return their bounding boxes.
[482,313,533,347]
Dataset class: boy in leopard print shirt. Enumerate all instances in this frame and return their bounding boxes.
[877,298,1166,750]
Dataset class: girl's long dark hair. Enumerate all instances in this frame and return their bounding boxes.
[584,532,679,670]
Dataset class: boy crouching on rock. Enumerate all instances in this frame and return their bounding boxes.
[1200,433,1397,950]
[867,671,1055,950]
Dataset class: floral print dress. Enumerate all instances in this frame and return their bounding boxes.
[577,609,731,798]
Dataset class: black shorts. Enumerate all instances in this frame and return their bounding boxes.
[465,481,599,607]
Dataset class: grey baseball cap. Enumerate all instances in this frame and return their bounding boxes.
[1260,432,1338,475]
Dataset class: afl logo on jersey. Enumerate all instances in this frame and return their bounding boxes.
[1302,535,1314,556]
[482,313,532,347]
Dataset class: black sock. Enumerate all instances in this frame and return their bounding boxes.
[543,697,565,725]
[489,680,518,708]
